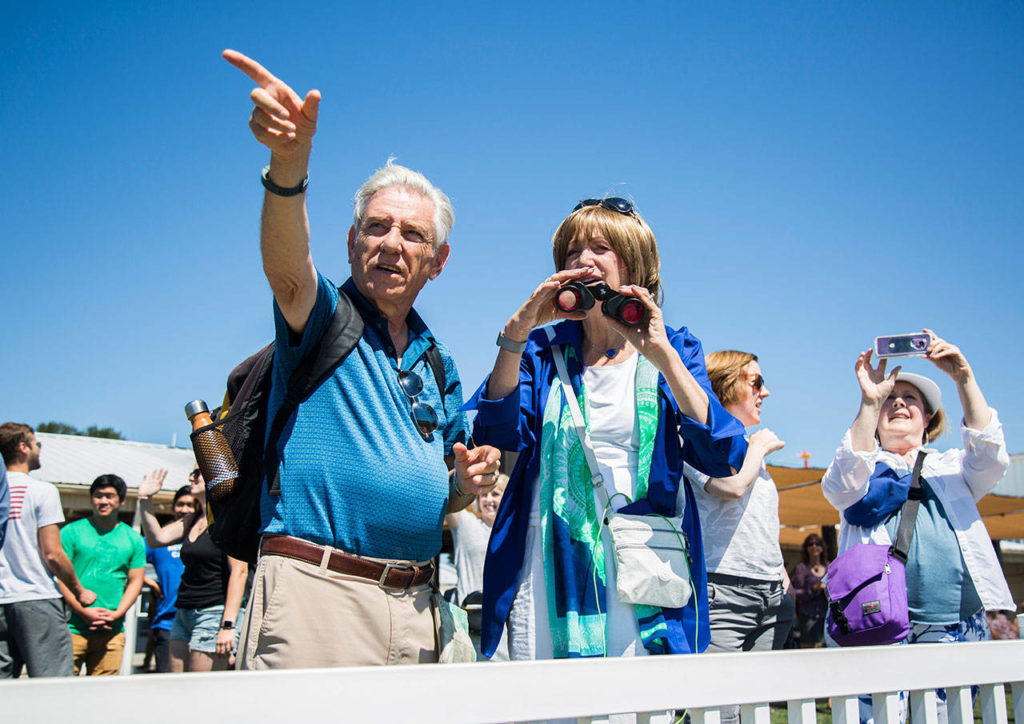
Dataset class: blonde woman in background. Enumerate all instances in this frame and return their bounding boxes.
[684,350,794,724]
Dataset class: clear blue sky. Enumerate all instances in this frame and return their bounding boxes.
[4,2,1023,468]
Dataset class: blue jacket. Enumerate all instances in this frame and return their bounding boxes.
[465,320,748,657]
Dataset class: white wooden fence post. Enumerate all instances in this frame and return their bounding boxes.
[873,691,902,724]
[978,683,1007,724]
[945,686,974,724]
[690,708,722,724]
[787,698,816,724]
[740,702,771,724]
[909,688,938,724]
[833,695,862,724]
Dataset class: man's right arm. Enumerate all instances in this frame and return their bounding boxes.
[222,49,321,334]
[39,525,96,606]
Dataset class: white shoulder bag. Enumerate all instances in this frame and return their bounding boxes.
[546,328,693,609]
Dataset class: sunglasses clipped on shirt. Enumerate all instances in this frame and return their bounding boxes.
[572,197,636,217]
[398,367,439,441]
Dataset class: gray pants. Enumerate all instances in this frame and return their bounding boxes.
[706,574,796,724]
[0,598,74,678]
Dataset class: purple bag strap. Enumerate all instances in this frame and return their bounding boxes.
[890,451,927,564]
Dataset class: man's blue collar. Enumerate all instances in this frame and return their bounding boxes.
[340,277,429,338]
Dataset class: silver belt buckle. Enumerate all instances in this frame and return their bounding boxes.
[378,562,413,591]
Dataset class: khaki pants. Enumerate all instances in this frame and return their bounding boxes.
[71,632,125,676]
[239,551,437,670]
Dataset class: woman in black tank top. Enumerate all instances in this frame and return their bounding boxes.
[138,466,249,671]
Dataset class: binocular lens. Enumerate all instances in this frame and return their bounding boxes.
[557,288,583,312]
[618,299,645,326]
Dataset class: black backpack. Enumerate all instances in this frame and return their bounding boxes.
[197,287,446,563]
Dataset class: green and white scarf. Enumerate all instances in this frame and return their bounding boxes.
[538,345,661,657]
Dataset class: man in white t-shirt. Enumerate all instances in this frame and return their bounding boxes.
[0,423,97,678]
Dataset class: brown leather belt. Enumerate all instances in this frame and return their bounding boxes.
[260,536,434,590]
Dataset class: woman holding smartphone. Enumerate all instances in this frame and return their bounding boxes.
[822,330,1013,719]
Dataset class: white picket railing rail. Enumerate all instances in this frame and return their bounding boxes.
[4,640,1022,723]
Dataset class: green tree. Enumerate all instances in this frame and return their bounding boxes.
[36,421,124,440]
[82,425,123,440]
[36,421,78,435]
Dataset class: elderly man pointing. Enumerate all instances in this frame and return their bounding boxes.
[223,50,500,670]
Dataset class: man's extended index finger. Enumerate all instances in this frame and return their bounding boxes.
[223,48,278,88]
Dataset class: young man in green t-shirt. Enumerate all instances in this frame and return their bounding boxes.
[58,474,145,676]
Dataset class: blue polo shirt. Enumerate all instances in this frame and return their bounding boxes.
[260,272,470,561]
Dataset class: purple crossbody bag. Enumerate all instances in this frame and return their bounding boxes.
[826,452,926,647]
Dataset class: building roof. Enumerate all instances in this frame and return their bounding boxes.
[31,433,196,490]
[771,453,1024,544]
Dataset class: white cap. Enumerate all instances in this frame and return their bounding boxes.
[895,372,942,413]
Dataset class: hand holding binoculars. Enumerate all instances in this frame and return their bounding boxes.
[555,281,648,327]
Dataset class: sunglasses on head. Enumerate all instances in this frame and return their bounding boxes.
[572,197,635,216]
[398,368,439,441]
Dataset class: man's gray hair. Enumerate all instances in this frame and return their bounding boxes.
[353,159,454,247]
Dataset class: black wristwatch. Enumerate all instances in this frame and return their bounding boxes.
[219,620,234,630]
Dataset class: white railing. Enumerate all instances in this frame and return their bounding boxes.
[4,640,1022,724]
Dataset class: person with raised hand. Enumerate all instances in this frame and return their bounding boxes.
[137,467,247,672]
[465,197,748,702]
[823,329,1014,722]
[683,351,795,716]
[221,50,499,670]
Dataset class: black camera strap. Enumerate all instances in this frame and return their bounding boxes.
[890,451,928,563]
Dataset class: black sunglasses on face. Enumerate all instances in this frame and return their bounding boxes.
[398,368,439,441]
[189,470,201,480]
[745,373,765,391]
[572,197,635,216]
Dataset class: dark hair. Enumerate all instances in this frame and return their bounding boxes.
[172,484,203,517]
[0,422,34,466]
[801,533,827,566]
[90,474,127,502]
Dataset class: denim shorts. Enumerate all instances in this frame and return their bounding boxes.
[169,604,243,654]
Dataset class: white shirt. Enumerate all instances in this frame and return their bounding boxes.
[452,509,490,606]
[684,460,785,580]
[0,472,65,603]
[509,353,651,663]
[821,408,1014,612]
[585,355,641,510]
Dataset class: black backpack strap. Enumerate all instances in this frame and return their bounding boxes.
[264,289,365,495]
[890,451,927,563]
[424,340,447,416]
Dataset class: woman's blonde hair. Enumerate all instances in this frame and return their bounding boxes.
[704,350,758,407]
[552,204,663,304]
[924,407,947,443]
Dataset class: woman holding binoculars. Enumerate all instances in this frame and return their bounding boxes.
[465,197,748,688]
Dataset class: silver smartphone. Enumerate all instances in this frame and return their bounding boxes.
[874,332,932,358]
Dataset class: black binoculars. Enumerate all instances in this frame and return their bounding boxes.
[555,281,648,327]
